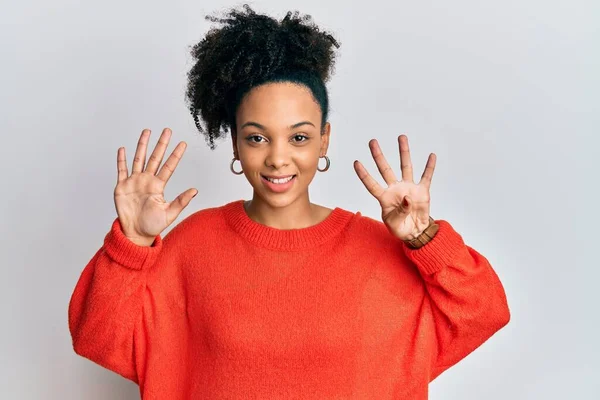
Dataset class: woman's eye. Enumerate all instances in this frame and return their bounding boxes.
[247,135,265,143]
[293,135,308,143]
[246,135,308,144]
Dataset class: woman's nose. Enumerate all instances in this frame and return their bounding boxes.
[264,140,290,169]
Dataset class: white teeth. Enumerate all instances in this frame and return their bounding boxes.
[266,176,294,184]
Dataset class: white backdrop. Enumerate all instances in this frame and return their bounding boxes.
[1,0,597,398]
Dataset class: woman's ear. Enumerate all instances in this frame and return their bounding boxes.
[231,127,239,159]
[320,122,331,156]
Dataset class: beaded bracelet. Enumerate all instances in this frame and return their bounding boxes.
[403,216,439,249]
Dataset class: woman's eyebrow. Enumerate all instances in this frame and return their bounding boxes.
[289,121,315,129]
[240,121,315,130]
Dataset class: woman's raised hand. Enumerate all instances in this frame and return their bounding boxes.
[114,128,198,246]
[353,135,436,242]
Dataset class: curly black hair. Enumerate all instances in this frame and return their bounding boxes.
[185,4,341,149]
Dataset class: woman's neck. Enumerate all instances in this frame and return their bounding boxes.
[243,193,331,230]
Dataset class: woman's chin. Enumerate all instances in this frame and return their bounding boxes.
[252,188,301,209]
[262,194,296,208]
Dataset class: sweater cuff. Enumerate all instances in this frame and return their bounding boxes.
[103,218,163,270]
[401,219,465,275]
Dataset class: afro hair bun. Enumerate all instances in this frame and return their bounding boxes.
[185,4,341,149]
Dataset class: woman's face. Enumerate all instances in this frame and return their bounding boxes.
[232,82,330,209]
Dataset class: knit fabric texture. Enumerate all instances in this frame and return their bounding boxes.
[68,199,510,399]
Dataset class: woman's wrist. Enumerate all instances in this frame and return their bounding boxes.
[403,217,439,249]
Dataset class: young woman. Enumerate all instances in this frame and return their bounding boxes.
[68,5,510,399]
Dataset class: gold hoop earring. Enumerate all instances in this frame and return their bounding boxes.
[230,158,243,175]
[317,155,330,172]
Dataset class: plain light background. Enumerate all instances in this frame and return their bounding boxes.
[1,0,597,398]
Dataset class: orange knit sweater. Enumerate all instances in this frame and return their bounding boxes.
[68,199,510,399]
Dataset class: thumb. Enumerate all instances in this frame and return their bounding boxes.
[167,188,198,223]
[400,195,411,213]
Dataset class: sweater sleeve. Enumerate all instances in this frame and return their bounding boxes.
[402,219,511,381]
[68,217,163,384]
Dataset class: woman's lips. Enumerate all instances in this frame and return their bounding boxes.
[261,175,297,193]
[262,174,295,179]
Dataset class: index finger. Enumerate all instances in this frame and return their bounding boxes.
[353,160,385,200]
[156,141,188,182]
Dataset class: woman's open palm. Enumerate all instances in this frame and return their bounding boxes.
[353,135,436,241]
[114,128,198,245]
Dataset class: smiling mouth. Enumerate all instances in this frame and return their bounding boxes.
[261,174,296,184]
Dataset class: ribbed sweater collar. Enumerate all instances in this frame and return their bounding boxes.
[221,200,357,251]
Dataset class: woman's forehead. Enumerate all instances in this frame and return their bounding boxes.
[237,83,321,127]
